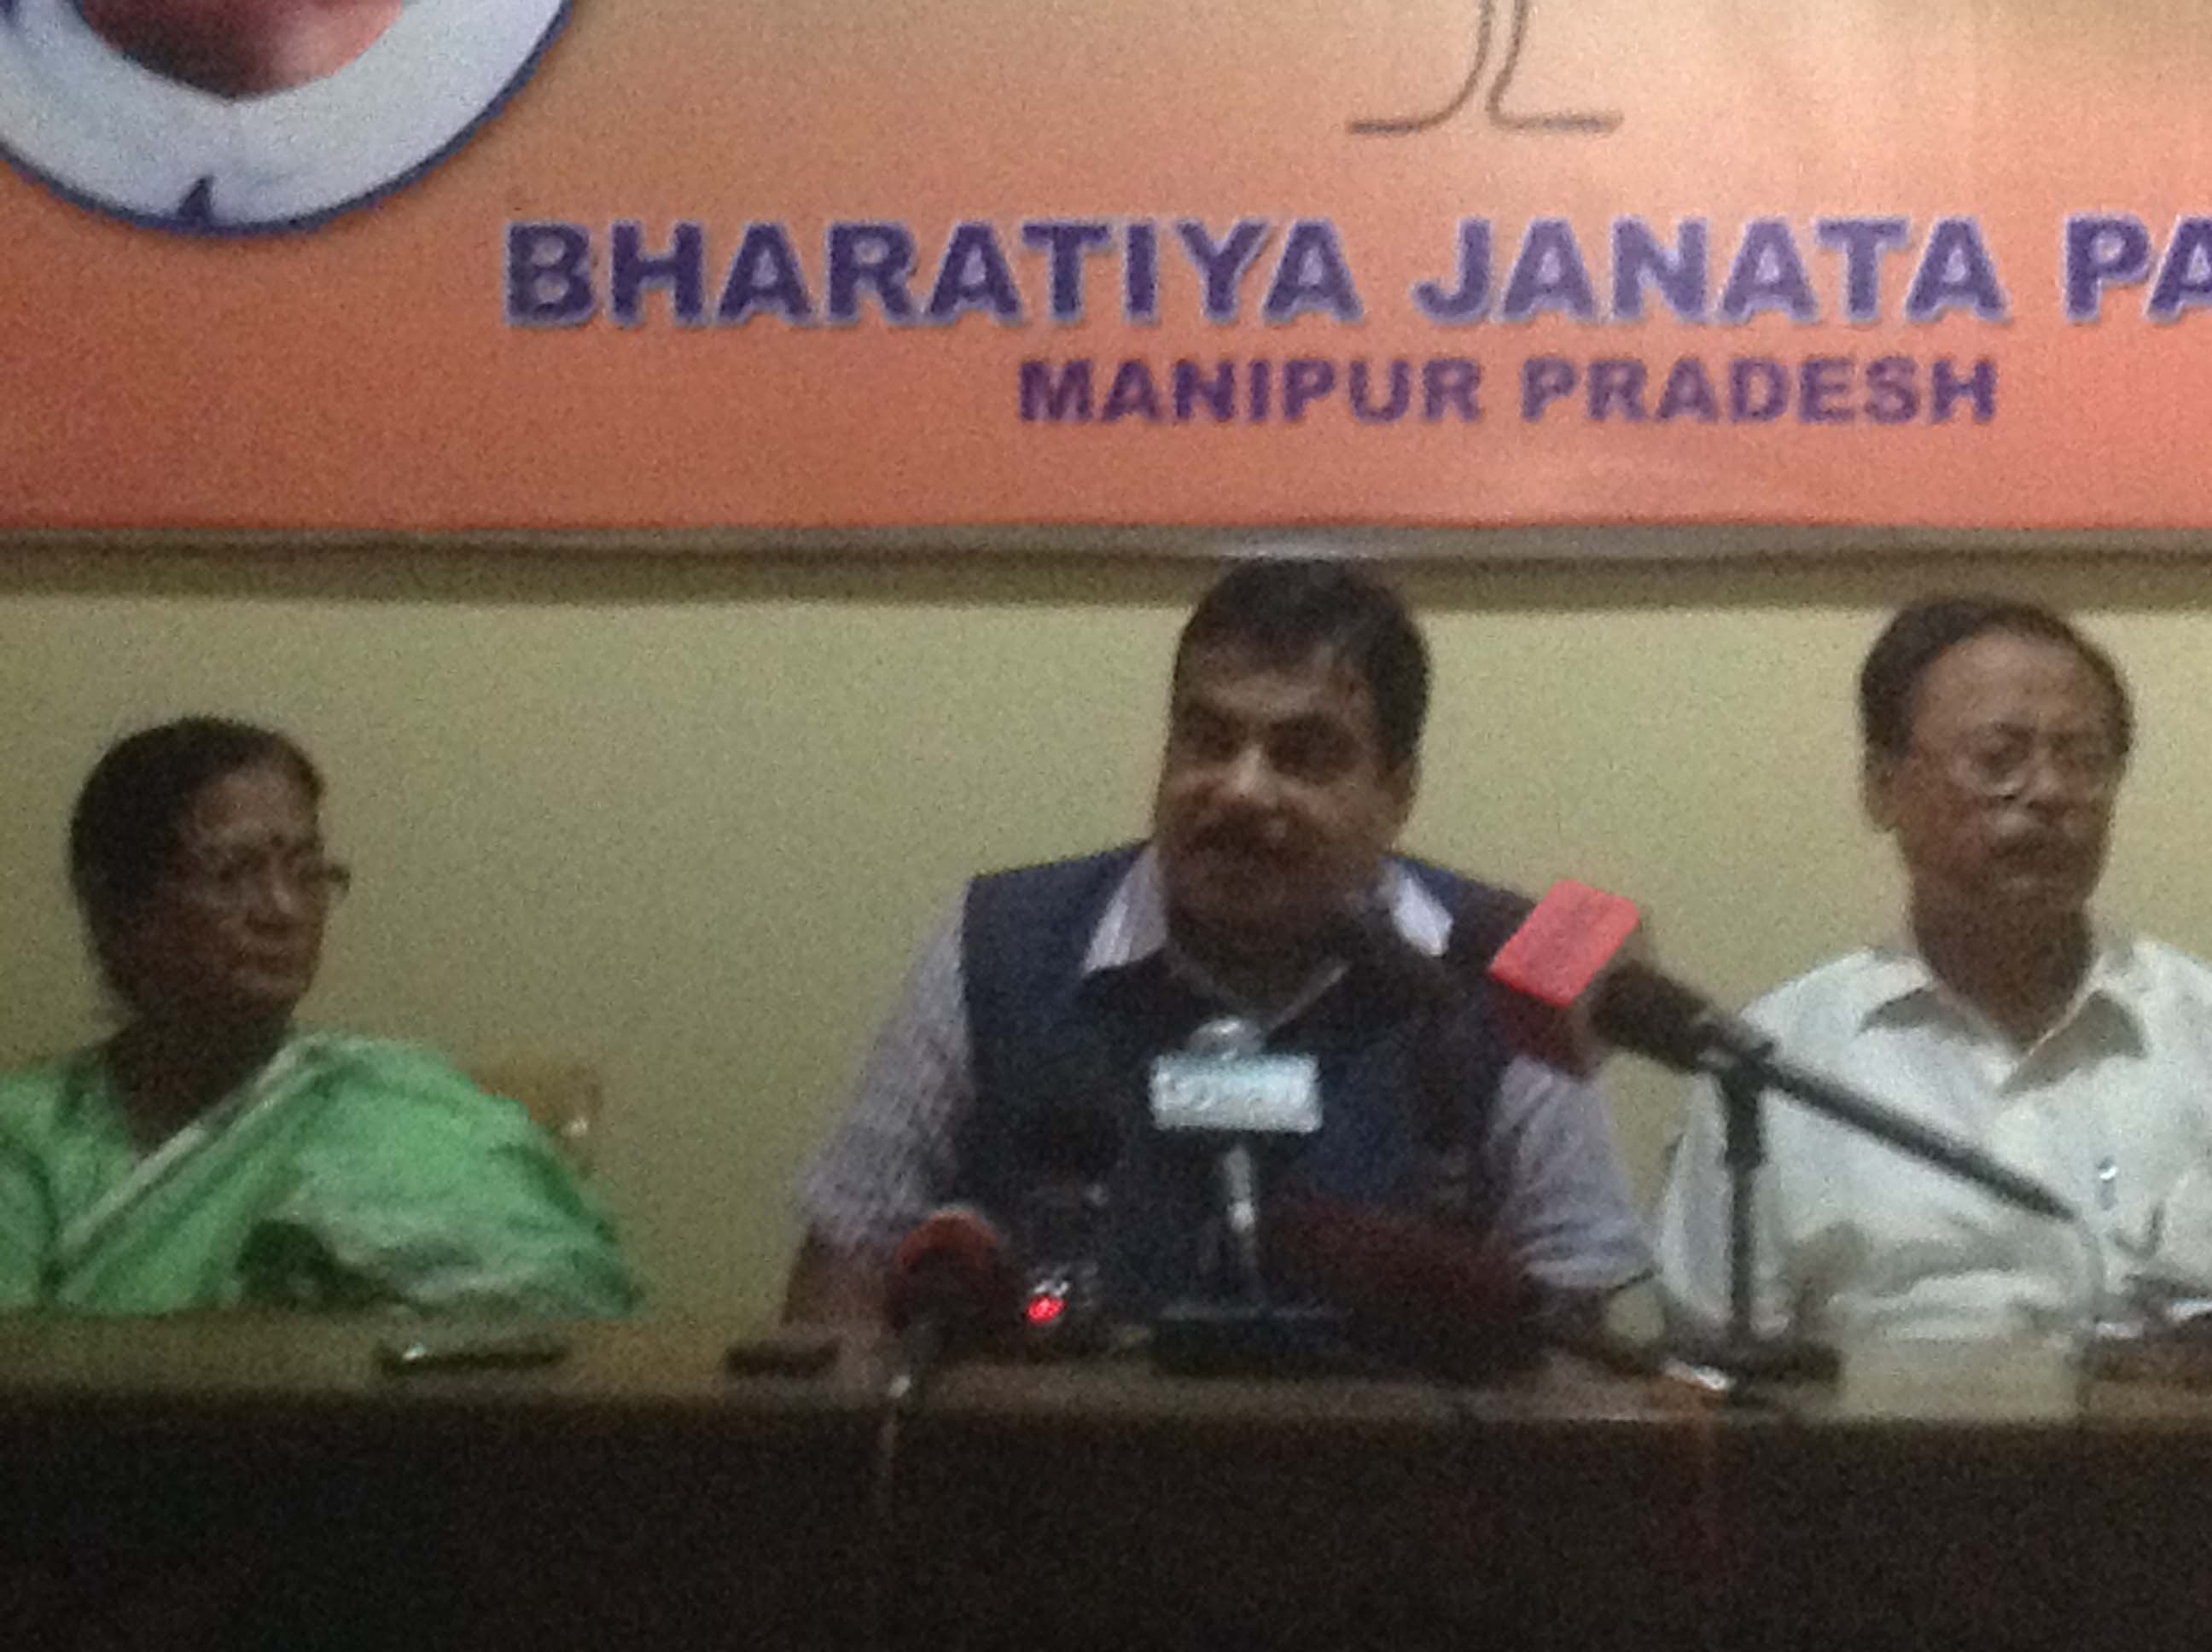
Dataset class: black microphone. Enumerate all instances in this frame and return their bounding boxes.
[1469,879,1642,1077]
[1330,894,1451,1007]
[1482,881,2078,1224]
[1337,887,1508,1150]
[1336,881,1538,1008]
[1437,881,1540,974]
[1011,1091,1125,1352]
[1014,1083,1126,1187]
[882,1204,1014,1409]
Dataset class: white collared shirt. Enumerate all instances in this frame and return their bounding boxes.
[0,0,563,228]
[1654,928,2212,1341]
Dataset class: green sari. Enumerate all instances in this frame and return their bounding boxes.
[0,1032,640,1315]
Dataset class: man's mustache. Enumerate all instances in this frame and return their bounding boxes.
[1187,818,1295,855]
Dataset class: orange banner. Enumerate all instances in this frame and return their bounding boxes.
[5,0,2212,537]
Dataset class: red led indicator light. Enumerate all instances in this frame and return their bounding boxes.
[1025,1292,1067,1326]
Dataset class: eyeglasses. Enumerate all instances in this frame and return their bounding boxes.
[1916,729,2121,804]
[167,846,353,910]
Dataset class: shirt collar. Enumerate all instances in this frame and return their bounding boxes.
[1080,845,1451,976]
[14,0,487,209]
[24,0,275,161]
[1852,919,2148,1039]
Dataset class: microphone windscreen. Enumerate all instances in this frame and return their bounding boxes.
[1484,880,1642,1073]
[1264,1192,1538,1375]
[886,1204,1015,1332]
[1016,1098,1126,1184]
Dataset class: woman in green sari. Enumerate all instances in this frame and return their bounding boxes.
[0,717,639,1315]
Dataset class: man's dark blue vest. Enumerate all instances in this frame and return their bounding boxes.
[954,842,1528,1311]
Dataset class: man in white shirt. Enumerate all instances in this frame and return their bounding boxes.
[1656,596,2212,1341]
[0,0,566,231]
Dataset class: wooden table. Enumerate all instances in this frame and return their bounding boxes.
[5,1318,2209,1650]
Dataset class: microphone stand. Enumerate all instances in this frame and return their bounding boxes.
[1218,1140,1266,1299]
[1150,1014,1347,1374]
[1154,1136,1351,1374]
[1679,1053,1841,1386]
[1669,1029,2081,1387]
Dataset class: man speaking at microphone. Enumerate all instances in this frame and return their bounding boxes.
[1656,596,2212,1341]
[785,556,1647,1333]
